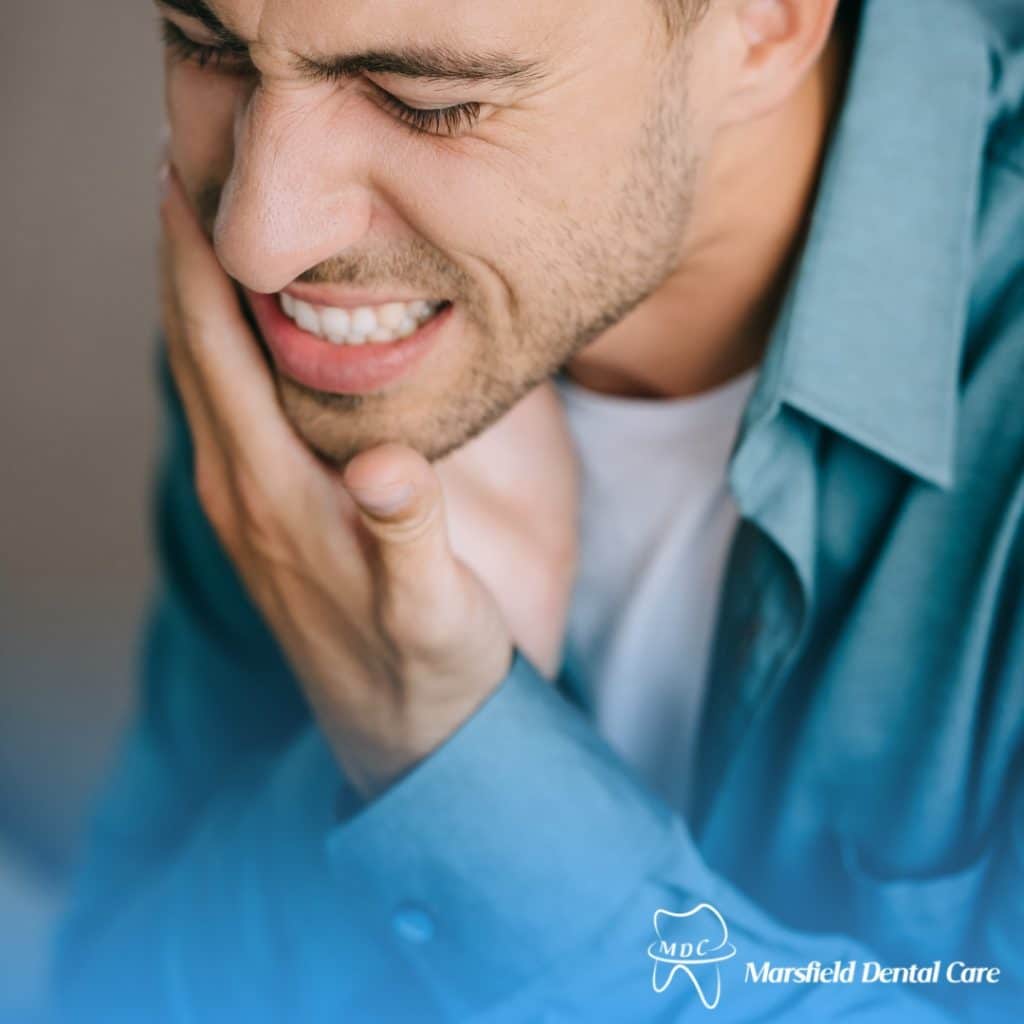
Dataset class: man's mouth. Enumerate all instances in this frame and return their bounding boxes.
[279,293,448,346]
[245,287,455,396]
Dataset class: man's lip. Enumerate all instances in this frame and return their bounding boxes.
[244,288,452,395]
[279,284,446,310]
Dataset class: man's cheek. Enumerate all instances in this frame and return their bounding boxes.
[383,136,526,251]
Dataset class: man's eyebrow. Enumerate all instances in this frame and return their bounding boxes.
[155,0,243,43]
[155,0,545,86]
[293,47,547,87]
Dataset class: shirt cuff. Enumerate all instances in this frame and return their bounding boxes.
[323,651,684,1016]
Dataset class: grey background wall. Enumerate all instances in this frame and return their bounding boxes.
[0,3,164,1017]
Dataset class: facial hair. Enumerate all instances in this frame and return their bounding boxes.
[208,48,698,468]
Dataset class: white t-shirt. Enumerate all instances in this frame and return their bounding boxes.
[556,367,759,816]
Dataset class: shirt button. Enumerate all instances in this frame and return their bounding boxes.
[392,903,436,944]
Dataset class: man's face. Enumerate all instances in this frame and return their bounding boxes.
[162,0,716,464]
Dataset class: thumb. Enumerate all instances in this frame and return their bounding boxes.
[344,442,513,682]
[343,443,456,600]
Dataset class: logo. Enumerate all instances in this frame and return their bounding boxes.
[647,903,737,1009]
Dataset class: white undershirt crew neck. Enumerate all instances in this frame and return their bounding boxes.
[556,366,759,816]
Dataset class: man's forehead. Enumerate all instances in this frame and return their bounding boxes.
[164,0,571,53]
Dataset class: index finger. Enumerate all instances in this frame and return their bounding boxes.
[159,162,308,472]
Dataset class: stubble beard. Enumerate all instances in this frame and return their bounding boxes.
[256,56,698,468]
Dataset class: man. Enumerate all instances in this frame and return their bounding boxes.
[54,0,1022,1020]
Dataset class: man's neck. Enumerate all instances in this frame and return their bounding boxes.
[566,25,853,401]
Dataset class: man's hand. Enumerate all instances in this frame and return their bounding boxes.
[159,164,578,799]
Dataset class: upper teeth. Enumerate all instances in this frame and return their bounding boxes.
[279,294,443,345]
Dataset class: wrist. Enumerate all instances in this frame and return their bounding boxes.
[322,641,516,801]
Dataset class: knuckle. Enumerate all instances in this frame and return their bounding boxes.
[162,280,214,350]
[234,466,283,532]
[172,307,215,357]
[233,475,279,543]
[195,438,310,570]
[231,468,303,565]
[379,505,439,547]
[373,566,464,656]
[373,588,420,649]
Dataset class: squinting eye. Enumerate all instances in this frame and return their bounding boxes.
[160,19,252,74]
[160,18,481,139]
[370,84,482,138]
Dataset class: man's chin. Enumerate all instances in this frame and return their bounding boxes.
[274,373,473,468]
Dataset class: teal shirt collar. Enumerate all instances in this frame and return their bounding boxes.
[744,0,992,491]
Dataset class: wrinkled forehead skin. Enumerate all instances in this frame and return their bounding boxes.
[199,0,638,76]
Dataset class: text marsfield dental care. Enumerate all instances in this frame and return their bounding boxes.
[745,960,1001,986]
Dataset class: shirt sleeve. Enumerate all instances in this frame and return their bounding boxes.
[52,347,960,1023]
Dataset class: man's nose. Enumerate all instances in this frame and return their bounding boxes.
[212,87,374,295]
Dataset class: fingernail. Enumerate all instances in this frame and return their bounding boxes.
[349,483,415,517]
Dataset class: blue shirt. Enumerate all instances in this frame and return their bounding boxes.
[54,0,1024,1020]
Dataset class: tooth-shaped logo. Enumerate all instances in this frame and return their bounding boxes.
[647,903,737,1008]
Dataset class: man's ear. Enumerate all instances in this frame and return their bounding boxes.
[718,0,841,125]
